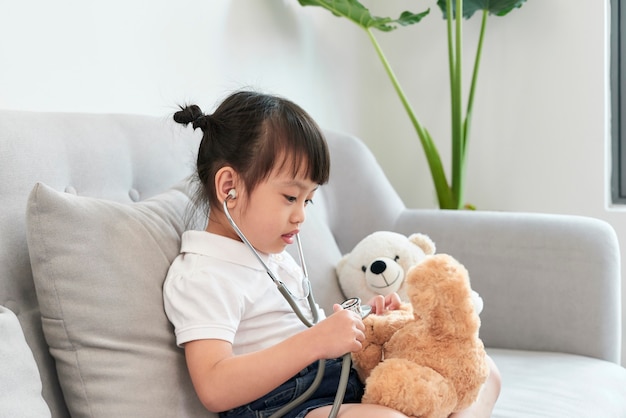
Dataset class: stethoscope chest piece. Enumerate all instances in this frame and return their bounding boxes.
[340,297,371,318]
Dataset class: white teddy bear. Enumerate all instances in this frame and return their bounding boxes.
[336,231,483,314]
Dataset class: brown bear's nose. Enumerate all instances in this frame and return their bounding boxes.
[370,260,387,275]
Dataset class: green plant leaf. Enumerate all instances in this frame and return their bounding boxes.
[437,0,527,19]
[295,0,529,209]
[298,0,429,32]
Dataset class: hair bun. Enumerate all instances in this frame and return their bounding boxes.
[173,104,207,130]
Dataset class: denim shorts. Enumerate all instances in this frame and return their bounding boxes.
[219,357,364,418]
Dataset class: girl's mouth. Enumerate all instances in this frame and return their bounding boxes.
[282,230,299,245]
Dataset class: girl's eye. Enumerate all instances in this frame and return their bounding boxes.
[284,195,314,206]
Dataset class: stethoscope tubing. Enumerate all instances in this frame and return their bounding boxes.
[223,194,350,418]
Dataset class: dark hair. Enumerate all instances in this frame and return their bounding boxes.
[174,91,330,214]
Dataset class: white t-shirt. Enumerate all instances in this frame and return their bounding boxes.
[163,230,322,355]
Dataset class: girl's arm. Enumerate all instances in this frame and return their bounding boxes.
[185,306,365,413]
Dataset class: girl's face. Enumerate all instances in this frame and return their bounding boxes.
[234,166,318,255]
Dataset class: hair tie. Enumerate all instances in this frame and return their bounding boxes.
[173,104,207,130]
[192,114,210,131]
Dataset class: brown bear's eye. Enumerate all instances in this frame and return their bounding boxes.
[394,255,400,262]
[361,266,367,272]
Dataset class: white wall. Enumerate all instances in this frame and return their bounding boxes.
[1,0,623,363]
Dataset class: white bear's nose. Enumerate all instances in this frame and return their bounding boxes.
[370,260,387,275]
[365,257,404,294]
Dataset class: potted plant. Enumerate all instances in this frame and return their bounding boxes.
[297,0,528,209]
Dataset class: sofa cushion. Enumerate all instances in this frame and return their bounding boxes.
[0,305,51,418]
[25,182,212,418]
[489,348,626,417]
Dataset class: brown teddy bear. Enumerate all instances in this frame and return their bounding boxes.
[352,253,489,418]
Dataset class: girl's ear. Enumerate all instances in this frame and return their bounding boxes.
[215,166,239,205]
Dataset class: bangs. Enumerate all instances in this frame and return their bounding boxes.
[244,106,330,189]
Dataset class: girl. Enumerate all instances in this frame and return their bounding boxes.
[163,90,500,418]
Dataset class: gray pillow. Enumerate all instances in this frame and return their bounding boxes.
[25,182,212,418]
[0,305,51,418]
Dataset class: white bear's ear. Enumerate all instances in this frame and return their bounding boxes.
[408,233,436,255]
[335,252,351,274]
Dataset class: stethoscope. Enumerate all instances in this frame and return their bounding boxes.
[222,189,370,418]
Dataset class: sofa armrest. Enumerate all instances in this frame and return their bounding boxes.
[394,209,622,364]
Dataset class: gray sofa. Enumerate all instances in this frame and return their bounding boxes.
[1,109,625,418]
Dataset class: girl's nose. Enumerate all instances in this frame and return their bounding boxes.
[291,203,306,224]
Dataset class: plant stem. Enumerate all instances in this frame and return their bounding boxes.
[463,9,488,165]
[365,28,455,209]
[450,0,464,209]
[446,0,456,92]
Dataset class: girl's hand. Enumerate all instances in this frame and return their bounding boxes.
[366,293,402,315]
[311,305,365,358]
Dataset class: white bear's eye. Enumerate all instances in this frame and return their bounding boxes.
[394,255,400,262]
[361,265,367,273]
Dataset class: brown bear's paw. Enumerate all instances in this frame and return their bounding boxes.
[362,358,457,418]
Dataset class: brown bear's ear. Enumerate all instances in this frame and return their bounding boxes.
[408,233,436,255]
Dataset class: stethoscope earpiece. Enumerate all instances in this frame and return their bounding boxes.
[228,189,237,200]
